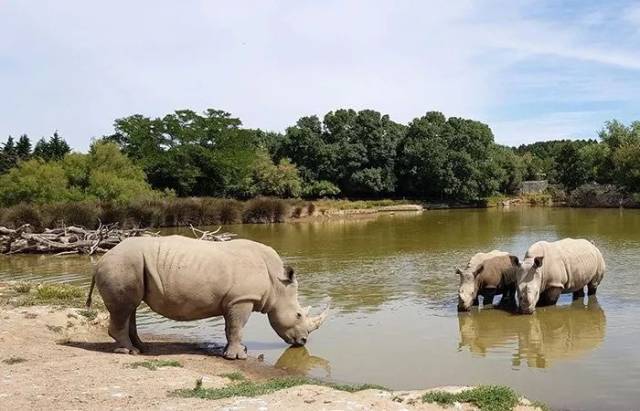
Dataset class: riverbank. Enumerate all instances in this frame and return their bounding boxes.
[0,198,424,231]
[0,282,545,410]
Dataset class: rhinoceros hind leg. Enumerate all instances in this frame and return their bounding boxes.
[223,302,252,360]
[129,311,144,351]
[472,297,479,306]
[587,282,598,296]
[572,288,585,300]
[108,308,140,355]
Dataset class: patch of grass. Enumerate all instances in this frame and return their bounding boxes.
[77,308,98,321]
[422,385,521,411]
[219,372,246,381]
[14,282,32,293]
[2,356,27,365]
[313,199,409,211]
[128,359,183,371]
[171,376,388,400]
[36,284,84,301]
[530,400,551,411]
[46,324,64,333]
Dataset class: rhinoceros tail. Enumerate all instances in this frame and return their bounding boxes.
[85,272,96,308]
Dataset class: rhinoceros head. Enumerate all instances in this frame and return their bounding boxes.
[456,264,481,311]
[268,266,329,346]
[516,256,544,314]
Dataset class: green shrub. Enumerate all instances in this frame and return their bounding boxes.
[242,197,288,223]
[302,180,340,199]
[0,159,73,206]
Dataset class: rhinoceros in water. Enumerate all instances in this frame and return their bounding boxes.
[515,238,605,314]
[86,236,329,359]
[457,250,519,311]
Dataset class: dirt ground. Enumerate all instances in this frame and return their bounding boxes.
[0,305,542,410]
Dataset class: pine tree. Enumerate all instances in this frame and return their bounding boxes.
[48,131,71,160]
[32,137,49,159]
[1,136,18,173]
[32,132,71,161]
[15,134,32,160]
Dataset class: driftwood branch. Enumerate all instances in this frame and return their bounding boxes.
[189,224,236,242]
[0,223,235,255]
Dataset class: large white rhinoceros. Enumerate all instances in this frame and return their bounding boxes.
[86,235,329,359]
[516,238,605,314]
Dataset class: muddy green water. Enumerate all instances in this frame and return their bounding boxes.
[2,208,640,410]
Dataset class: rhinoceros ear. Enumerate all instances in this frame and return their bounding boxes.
[509,255,520,266]
[533,256,544,268]
[280,265,296,285]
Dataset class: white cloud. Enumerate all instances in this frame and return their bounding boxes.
[1,1,639,149]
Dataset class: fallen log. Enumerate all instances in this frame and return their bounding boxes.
[0,223,235,255]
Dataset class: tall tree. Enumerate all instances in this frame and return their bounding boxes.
[105,109,259,197]
[279,109,404,197]
[15,134,32,160]
[32,132,71,161]
[396,112,499,201]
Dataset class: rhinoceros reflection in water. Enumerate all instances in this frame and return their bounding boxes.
[458,298,606,368]
[274,346,331,377]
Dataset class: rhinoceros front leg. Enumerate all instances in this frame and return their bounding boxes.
[223,302,253,360]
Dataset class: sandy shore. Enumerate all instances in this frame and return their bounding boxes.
[0,303,543,410]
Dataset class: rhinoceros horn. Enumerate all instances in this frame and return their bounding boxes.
[308,302,330,332]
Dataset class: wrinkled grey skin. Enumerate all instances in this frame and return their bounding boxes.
[516,238,605,314]
[86,236,329,359]
[457,250,518,311]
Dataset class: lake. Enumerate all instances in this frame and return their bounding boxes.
[2,207,639,410]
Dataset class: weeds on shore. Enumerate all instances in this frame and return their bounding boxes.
[171,376,388,400]
[219,372,246,381]
[36,284,84,301]
[1,282,99,308]
[0,198,414,230]
[2,356,27,365]
[422,385,520,411]
[128,359,183,371]
[77,308,98,321]
[13,282,32,293]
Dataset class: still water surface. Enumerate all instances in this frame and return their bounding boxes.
[2,208,640,410]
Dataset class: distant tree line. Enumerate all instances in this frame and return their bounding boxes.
[1,109,639,207]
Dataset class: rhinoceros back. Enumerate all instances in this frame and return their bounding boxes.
[95,236,282,321]
[526,238,605,292]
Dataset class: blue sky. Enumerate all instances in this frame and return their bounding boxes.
[1,1,639,150]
